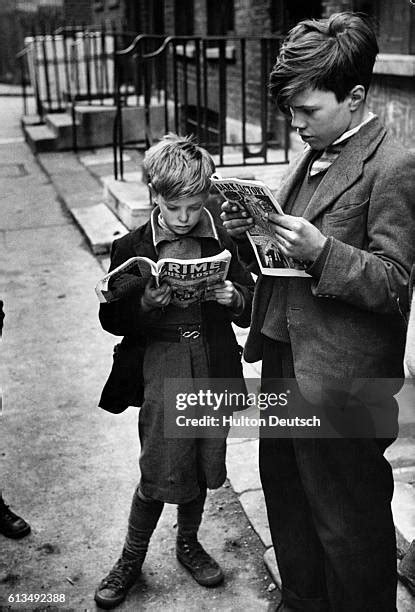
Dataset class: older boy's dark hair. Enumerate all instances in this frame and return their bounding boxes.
[269,12,379,114]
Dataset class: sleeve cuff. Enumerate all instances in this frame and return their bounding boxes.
[306,237,332,278]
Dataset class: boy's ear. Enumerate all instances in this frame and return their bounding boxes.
[148,183,157,199]
[349,85,366,111]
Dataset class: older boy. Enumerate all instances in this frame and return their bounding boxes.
[222,12,414,611]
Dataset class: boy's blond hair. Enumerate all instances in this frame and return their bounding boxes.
[143,133,215,200]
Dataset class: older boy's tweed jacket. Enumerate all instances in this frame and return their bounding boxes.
[244,117,415,397]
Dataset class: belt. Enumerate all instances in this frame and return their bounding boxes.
[146,324,202,343]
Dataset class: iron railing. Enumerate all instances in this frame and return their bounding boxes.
[17,25,138,119]
[113,35,290,179]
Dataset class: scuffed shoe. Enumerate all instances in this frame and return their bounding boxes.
[176,536,224,587]
[94,557,142,609]
[0,498,30,539]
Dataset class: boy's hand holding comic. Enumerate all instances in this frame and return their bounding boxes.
[206,280,243,311]
[220,201,253,238]
[221,199,326,262]
[267,213,326,262]
[141,277,172,311]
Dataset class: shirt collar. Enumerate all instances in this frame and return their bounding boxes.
[151,206,219,250]
[331,112,376,146]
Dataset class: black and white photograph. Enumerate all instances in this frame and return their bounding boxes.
[1,1,415,611]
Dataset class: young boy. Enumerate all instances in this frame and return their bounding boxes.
[95,134,253,609]
[221,12,415,612]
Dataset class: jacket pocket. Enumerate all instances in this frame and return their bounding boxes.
[322,199,369,248]
[324,198,369,224]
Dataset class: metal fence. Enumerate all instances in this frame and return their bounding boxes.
[113,35,290,178]
[17,25,138,119]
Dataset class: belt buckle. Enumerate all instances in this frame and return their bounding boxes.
[179,326,201,340]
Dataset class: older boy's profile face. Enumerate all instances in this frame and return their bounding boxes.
[156,192,208,234]
[289,87,357,150]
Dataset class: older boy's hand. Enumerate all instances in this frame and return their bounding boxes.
[220,201,254,238]
[141,278,172,311]
[207,280,242,310]
[268,213,327,262]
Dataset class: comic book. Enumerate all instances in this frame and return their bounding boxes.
[95,250,232,307]
[211,174,310,277]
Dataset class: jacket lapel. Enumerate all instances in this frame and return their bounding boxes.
[131,221,158,260]
[302,117,387,223]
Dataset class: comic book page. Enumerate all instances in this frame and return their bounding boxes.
[211,174,310,277]
[95,251,232,305]
[157,250,232,307]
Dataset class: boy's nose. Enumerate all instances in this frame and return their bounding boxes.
[178,210,189,223]
[291,112,307,130]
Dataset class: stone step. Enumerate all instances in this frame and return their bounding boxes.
[24,124,57,153]
[21,114,42,127]
[74,103,165,149]
[102,172,152,230]
[70,203,128,255]
[44,112,80,150]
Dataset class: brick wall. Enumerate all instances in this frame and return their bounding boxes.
[63,0,93,24]
[369,76,415,149]
[91,0,126,28]
[194,0,206,35]
[164,0,175,35]
[235,0,271,36]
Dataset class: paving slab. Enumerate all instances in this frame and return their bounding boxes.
[226,439,260,494]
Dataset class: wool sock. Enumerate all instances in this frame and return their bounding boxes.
[122,485,164,561]
[177,482,207,541]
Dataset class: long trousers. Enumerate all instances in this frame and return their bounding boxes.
[260,337,397,612]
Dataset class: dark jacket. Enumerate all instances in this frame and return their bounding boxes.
[99,219,254,413]
[243,117,415,400]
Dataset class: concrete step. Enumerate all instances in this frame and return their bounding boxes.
[21,114,42,127]
[74,103,165,149]
[70,202,128,255]
[24,124,57,153]
[102,172,152,230]
[44,112,80,150]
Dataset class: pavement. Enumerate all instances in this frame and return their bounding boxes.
[1,88,415,610]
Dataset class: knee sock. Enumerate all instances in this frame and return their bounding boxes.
[177,482,207,541]
[122,485,164,562]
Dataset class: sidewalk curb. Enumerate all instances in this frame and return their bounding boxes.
[36,151,125,255]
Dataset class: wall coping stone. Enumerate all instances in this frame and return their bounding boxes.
[374,54,415,77]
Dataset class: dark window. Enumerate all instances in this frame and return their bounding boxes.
[175,0,194,35]
[207,0,234,36]
[270,0,322,34]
